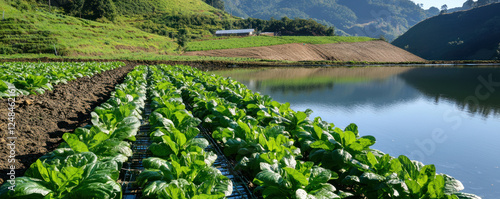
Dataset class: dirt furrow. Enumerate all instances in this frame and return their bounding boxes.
[0,64,135,184]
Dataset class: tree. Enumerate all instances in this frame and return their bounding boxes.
[176,28,191,52]
[66,0,86,18]
[463,0,475,9]
[379,35,387,42]
[440,4,448,14]
[496,43,500,60]
[78,0,117,21]
[203,0,224,10]
[427,6,440,16]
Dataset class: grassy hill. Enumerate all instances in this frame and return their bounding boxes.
[0,0,178,56]
[0,0,242,56]
[392,3,500,60]
[112,0,238,37]
[0,0,376,60]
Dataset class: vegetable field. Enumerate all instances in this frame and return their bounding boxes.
[0,62,124,97]
[0,63,480,199]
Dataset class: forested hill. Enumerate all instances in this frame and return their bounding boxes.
[222,0,440,41]
[392,3,500,60]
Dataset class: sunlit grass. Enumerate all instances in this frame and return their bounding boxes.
[0,9,177,56]
[186,36,376,51]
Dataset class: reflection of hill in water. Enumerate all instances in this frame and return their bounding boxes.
[218,66,500,117]
[215,67,412,81]
[399,67,500,117]
[227,67,421,109]
[247,76,421,110]
[218,67,414,102]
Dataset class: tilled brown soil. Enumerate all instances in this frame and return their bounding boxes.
[0,64,135,185]
[184,40,426,62]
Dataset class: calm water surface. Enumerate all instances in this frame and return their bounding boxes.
[213,66,500,198]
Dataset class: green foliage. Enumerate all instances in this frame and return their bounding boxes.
[0,64,149,199]
[135,65,233,198]
[0,151,122,199]
[233,17,335,36]
[0,62,124,97]
[176,28,191,51]
[2,0,36,11]
[253,161,339,198]
[35,0,118,21]
[203,0,224,10]
[84,0,118,21]
[64,0,86,18]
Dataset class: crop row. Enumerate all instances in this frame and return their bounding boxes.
[159,65,480,199]
[0,62,125,97]
[135,65,233,198]
[0,65,148,198]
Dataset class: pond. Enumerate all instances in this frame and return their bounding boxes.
[212,65,500,198]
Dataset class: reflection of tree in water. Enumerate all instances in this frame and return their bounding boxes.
[267,82,334,94]
[242,78,336,94]
[399,67,500,117]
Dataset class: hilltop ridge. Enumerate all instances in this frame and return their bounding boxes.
[222,0,440,41]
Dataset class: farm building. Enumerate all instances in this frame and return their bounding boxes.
[215,29,255,36]
[260,32,275,36]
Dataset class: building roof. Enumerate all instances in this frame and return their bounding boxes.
[215,29,255,34]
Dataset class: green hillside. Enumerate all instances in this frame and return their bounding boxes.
[0,0,363,59]
[112,0,237,37]
[222,0,440,41]
[392,3,500,60]
[0,0,242,57]
[0,0,178,56]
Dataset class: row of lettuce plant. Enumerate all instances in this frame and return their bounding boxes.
[161,65,343,198]
[135,65,233,198]
[0,61,125,97]
[162,64,480,199]
[0,65,147,199]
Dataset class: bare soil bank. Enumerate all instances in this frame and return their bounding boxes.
[184,40,426,62]
[0,64,134,185]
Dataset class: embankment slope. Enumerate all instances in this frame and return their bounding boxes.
[184,40,425,62]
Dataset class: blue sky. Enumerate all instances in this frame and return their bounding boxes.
[411,0,465,9]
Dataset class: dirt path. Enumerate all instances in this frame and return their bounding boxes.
[0,64,135,184]
[184,40,426,62]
